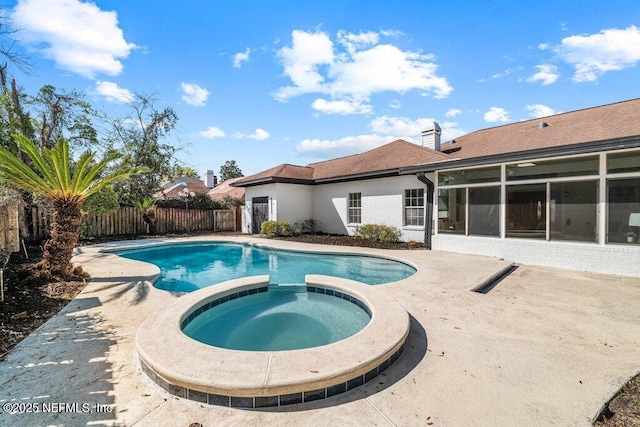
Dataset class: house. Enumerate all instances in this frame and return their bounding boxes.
[233,98,640,277]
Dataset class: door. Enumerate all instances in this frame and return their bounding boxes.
[252,197,269,234]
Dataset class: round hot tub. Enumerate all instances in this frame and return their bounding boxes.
[182,284,371,351]
[136,275,409,409]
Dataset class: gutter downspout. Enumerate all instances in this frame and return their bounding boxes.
[417,172,434,249]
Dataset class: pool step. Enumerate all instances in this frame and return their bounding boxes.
[268,283,308,294]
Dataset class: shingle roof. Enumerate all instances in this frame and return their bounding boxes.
[207,177,245,201]
[234,98,640,186]
[234,140,454,186]
[442,98,640,158]
[154,179,211,199]
[309,140,453,180]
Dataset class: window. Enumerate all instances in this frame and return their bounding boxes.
[506,184,547,239]
[549,181,598,242]
[438,188,466,234]
[404,189,425,226]
[608,178,640,244]
[348,192,361,224]
[438,166,500,186]
[469,187,500,236]
[506,156,598,181]
[608,151,640,174]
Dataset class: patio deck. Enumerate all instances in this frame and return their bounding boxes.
[1,235,639,426]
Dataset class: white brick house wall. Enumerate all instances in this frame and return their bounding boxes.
[433,234,640,277]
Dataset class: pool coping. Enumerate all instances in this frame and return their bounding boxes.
[136,274,410,405]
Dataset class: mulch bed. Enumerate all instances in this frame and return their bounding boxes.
[0,243,86,361]
[271,233,426,250]
[0,234,638,426]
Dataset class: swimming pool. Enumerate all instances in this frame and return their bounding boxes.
[117,242,416,292]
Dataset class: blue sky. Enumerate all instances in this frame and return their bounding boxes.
[4,0,640,177]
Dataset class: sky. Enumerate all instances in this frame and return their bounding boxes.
[3,0,640,178]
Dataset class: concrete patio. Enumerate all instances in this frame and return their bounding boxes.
[1,235,639,426]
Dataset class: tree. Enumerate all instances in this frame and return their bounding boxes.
[0,134,147,278]
[105,93,180,204]
[168,164,198,179]
[219,160,243,182]
[33,85,99,151]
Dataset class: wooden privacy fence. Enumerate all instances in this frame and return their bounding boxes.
[0,203,20,252]
[30,205,239,240]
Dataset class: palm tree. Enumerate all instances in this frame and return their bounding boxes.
[0,134,148,277]
[134,197,157,235]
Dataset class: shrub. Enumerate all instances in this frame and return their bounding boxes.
[354,224,402,243]
[300,218,322,234]
[261,220,294,237]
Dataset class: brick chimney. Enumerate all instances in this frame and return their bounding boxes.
[421,121,442,151]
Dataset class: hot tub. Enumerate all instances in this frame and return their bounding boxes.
[136,275,410,408]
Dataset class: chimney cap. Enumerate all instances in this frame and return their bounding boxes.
[421,121,441,134]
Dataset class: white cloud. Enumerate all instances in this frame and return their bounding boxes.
[370,116,465,142]
[445,108,462,118]
[274,30,334,100]
[526,104,559,118]
[389,100,402,109]
[298,115,466,158]
[233,48,251,68]
[484,107,511,123]
[199,126,226,138]
[236,128,270,140]
[275,29,452,114]
[491,68,512,79]
[538,43,550,50]
[297,134,393,158]
[380,29,404,38]
[94,81,133,103]
[554,25,640,82]
[11,0,136,78]
[370,116,435,136]
[180,82,210,107]
[527,64,560,85]
[337,30,379,54]
[311,98,373,115]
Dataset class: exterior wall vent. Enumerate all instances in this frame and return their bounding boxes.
[538,122,549,129]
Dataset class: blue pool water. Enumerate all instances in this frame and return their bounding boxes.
[116,242,415,292]
[182,285,370,351]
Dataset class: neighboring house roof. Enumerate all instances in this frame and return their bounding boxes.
[234,98,640,187]
[160,175,205,190]
[155,178,211,199]
[208,177,246,201]
[234,140,454,186]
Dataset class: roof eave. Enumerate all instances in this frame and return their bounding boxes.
[314,168,401,184]
[233,176,315,187]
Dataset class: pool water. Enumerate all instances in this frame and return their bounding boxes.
[116,242,415,292]
[182,285,370,351]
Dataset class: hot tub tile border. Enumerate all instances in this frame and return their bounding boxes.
[140,342,406,409]
[181,285,372,331]
[181,286,270,329]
